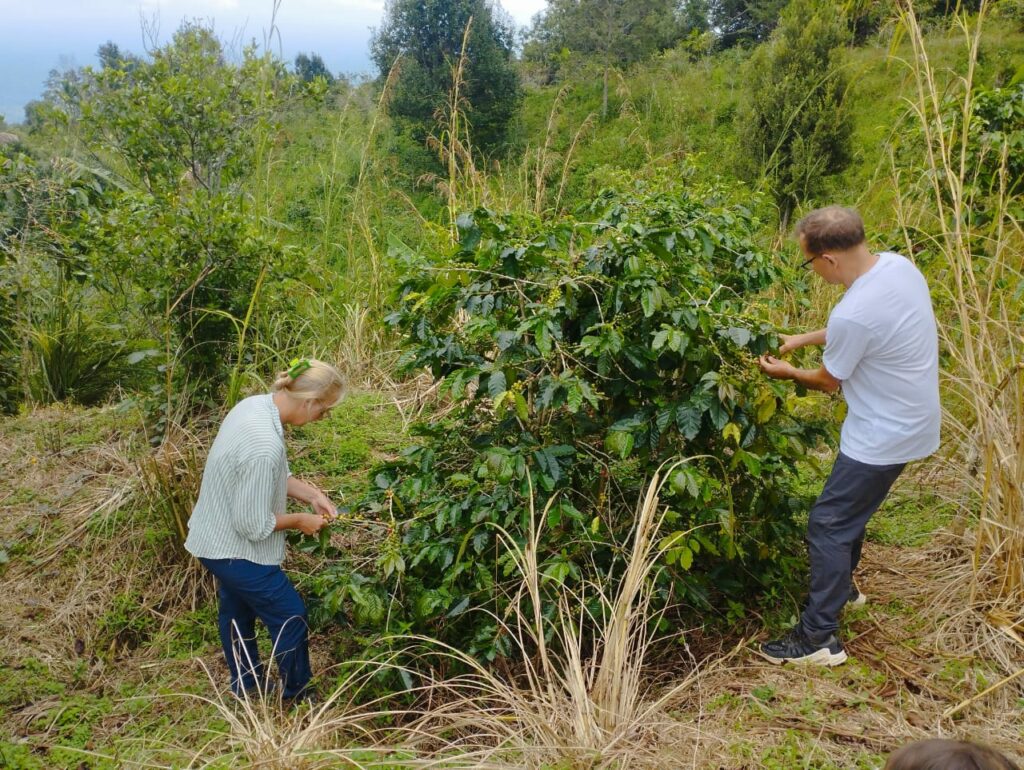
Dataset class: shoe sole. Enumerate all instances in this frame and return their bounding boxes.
[848,592,867,608]
[757,647,848,667]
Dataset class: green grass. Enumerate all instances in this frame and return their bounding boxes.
[867,487,957,547]
[288,390,407,503]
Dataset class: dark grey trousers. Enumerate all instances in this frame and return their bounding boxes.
[801,452,905,641]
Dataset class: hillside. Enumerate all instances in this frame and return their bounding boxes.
[2,5,1023,768]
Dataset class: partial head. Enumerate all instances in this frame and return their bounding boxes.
[271,358,345,426]
[884,739,1020,770]
[795,205,865,256]
[794,206,869,285]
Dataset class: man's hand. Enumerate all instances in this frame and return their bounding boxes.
[778,334,798,356]
[758,354,796,381]
[758,355,841,393]
[777,329,827,355]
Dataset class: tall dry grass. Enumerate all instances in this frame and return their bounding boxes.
[396,460,721,769]
[890,0,1023,651]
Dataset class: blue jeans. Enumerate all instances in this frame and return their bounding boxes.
[800,452,905,641]
[199,558,312,699]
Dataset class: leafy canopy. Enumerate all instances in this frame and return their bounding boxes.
[370,0,520,154]
[736,0,852,222]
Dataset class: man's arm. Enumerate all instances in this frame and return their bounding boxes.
[757,355,841,394]
[779,328,827,355]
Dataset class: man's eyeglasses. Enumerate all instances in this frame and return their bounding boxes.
[800,254,822,269]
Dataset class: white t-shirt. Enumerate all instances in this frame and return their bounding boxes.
[822,252,940,465]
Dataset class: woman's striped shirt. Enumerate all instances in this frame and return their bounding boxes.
[185,394,290,565]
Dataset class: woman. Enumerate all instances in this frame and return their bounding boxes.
[185,358,344,703]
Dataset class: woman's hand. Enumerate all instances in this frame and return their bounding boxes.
[310,491,337,521]
[295,513,328,536]
[274,512,328,534]
[288,476,339,522]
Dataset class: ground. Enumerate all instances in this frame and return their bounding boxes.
[1,399,1021,769]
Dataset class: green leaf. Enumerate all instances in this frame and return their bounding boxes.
[676,405,702,440]
[670,468,700,498]
[640,287,660,318]
[605,430,634,459]
[736,449,762,475]
[536,319,552,356]
[755,392,777,423]
[720,326,752,347]
[678,545,694,570]
[567,384,583,413]
[541,559,571,585]
[126,348,159,364]
[514,392,529,421]
[446,596,471,617]
[487,370,507,398]
[698,229,714,257]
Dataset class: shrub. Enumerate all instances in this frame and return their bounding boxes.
[315,179,832,658]
[26,286,133,406]
[736,0,852,223]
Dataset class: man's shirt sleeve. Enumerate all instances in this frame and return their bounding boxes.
[822,316,873,381]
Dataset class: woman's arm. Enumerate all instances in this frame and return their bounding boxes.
[287,476,337,519]
[274,512,328,536]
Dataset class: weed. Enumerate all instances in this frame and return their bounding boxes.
[96,592,157,656]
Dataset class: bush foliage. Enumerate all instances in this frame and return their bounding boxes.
[313,180,833,656]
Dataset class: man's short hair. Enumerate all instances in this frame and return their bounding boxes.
[795,206,866,256]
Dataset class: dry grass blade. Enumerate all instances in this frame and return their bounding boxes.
[891,0,1024,649]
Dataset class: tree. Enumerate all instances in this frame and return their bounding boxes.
[370,0,520,155]
[524,0,688,115]
[66,24,287,398]
[736,0,852,223]
[709,0,788,49]
[97,41,142,73]
[294,52,335,84]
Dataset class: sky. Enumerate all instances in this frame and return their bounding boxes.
[0,0,547,124]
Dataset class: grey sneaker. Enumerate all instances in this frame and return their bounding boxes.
[759,627,848,666]
[848,582,867,607]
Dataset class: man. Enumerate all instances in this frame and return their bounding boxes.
[756,206,940,666]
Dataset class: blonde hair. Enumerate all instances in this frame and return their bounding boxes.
[271,359,345,407]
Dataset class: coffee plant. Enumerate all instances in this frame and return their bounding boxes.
[314,180,833,658]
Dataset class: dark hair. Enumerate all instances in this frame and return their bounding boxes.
[885,739,1020,770]
[795,205,866,256]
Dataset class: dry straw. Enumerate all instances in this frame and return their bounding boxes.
[889,0,1024,713]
